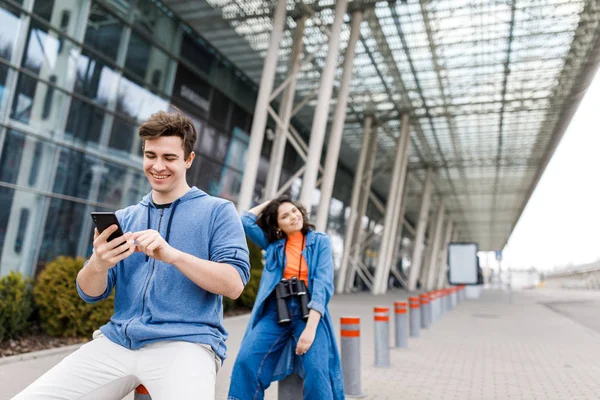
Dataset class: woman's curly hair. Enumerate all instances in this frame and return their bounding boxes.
[256,196,315,243]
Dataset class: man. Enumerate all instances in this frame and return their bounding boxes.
[15,110,250,399]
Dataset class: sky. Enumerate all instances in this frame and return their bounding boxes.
[501,69,600,271]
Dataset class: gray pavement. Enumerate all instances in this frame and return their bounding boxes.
[2,288,600,399]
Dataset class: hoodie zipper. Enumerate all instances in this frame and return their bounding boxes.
[124,208,165,347]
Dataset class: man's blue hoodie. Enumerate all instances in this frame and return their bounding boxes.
[77,187,250,361]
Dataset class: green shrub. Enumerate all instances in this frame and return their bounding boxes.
[0,271,34,342]
[34,256,114,337]
[224,239,264,314]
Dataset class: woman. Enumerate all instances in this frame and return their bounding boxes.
[228,196,344,400]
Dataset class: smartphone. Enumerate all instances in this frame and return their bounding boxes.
[90,212,125,242]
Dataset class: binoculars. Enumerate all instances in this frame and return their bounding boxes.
[274,277,310,325]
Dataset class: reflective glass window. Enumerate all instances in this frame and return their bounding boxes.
[0,63,10,115]
[11,73,67,132]
[38,197,87,264]
[116,75,168,122]
[84,3,123,63]
[51,147,98,199]
[33,0,88,37]
[180,33,213,75]
[133,1,180,51]
[74,50,119,106]
[0,130,25,262]
[198,124,229,164]
[230,104,249,133]
[124,31,150,79]
[124,31,174,93]
[96,162,126,206]
[108,115,137,156]
[209,90,230,129]
[65,98,104,145]
[125,172,150,205]
[21,21,78,89]
[0,4,22,61]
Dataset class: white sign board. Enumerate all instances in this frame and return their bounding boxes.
[448,242,479,285]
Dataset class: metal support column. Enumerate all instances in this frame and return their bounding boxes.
[373,115,410,294]
[436,221,454,289]
[299,0,349,208]
[264,14,307,200]
[346,123,380,292]
[316,10,363,231]
[407,169,433,291]
[337,116,373,293]
[237,0,287,212]
[425,202,445,291]
[379,119,410,292]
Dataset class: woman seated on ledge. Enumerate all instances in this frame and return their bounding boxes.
[227,196,344,400]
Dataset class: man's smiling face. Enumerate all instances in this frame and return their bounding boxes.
[143,136,193,198]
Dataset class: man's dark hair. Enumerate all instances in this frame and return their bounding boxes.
[139,109,196,159]
[256,196,315,243]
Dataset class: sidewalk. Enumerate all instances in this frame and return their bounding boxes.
[2,288,600,399]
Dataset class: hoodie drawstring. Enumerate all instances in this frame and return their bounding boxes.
[145,198,181,262]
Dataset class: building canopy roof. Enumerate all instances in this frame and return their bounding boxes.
[162,0,600,250]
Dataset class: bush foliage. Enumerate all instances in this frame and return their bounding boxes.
[0,271,34,342]
[224,239,264,313]
[34,256,114,337]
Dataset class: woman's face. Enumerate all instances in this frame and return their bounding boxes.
[277,202,304,235]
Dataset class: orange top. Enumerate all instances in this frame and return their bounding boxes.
[283,232,308,286]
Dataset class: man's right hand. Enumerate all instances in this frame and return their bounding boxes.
[89,225,135,272]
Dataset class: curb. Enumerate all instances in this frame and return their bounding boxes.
[0,312,252,367]
[0,343,83,366]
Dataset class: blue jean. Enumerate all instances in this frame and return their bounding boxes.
[228,297,333,400]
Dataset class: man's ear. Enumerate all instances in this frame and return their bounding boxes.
[186,151,195,168]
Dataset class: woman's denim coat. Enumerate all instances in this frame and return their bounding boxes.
[240,211,344,399]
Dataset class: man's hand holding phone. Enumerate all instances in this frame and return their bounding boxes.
[89,225,136,272]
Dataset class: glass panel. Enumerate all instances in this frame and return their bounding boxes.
[124,31,174,93]
[133,1,180,51]
[74,50,119,106]
[223,127,248,170]
[124,31,150,79]
[10,73,66,133]
[108,115,137,156]
[0,129,55,191]
[21,21,78,88]
[51,147,99,199]
[171,64,211,118]
[180,33,213,75]
[65,97,104,145]
[38,197,87,264]
[83,3,124,63]
[32,0,88,37]
[116,75,169,122]
[125,172,150,205]
[0,63,10,116]
[209,89,230,129]
[230,104,249,133]
[0,3,22,61]
[192,156,223,196]
[96,162,126,206]
[198,124,229,164]
[0,187,45,277]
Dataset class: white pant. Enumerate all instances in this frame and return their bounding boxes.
[13,331,220,400]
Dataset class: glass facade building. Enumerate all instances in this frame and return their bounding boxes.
[0,0,372,279]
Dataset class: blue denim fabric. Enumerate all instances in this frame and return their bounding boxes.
[228,297,333,400]
[228,212,344,400]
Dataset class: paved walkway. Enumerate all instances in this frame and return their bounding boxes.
[2,288,600,399]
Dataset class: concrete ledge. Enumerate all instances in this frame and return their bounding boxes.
[0,344,83,366]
